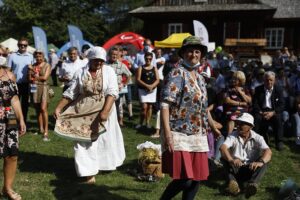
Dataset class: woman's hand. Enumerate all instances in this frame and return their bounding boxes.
[165,136,174,153]
[53,108,61,120]
[99,110,110,121]
[147,85,153,92]
[18,119,26,137]
[212,128,222,140]
[235,87,244,94]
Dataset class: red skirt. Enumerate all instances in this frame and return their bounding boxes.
[162,150,209,181]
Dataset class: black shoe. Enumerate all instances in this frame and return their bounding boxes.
[128,116,133,121]
[245,182,258,198]
[276,142,284,151]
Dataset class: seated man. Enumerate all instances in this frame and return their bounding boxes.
[220,113,272,198]
[252,71,285,151]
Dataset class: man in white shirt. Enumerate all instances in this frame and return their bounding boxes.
[220,113,272,198]
[59,47,87,91]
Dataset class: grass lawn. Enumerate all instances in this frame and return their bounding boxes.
[0,84,299,200]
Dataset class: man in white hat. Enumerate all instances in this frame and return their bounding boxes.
[220,113,272,198]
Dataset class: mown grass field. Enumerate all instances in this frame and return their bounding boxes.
[0,84,299,200]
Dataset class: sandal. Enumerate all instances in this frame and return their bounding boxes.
[2,188,22,200]
[150,134,160,138]
[43,133,50,142]
[83,176,96,184]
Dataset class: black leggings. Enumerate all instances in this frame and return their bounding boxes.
[160,179,200,200]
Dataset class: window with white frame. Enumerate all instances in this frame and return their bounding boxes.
[168,23,182,35]
[265,28,284,49]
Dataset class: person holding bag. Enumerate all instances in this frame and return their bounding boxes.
[28,50,51,141]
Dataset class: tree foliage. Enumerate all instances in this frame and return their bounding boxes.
[0,0,149,47]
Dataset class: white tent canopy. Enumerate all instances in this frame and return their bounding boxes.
[0,38,36,54]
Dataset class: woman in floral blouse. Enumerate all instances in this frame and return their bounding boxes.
[160,36,219,200]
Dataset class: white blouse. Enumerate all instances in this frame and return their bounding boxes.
[63,64,119,101]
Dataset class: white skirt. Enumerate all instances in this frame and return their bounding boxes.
[74,104,126,177]
[138,88,157,103]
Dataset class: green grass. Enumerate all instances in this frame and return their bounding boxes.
[0,84,299,200]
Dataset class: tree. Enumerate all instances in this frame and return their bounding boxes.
[0,0,151,47]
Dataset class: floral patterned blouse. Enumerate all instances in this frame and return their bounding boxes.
[0,79,18,122]
[161,65,209,136]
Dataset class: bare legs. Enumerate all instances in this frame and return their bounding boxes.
[127,103,133,119]
[139,103,153,127]
[35,101,49,139]
[3,156,21,200]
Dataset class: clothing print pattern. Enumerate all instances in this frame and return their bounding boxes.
[161,66,209,136]
[0,79,19,157]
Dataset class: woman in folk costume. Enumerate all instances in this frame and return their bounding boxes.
[54,46,125,183]
[160,36,220,200]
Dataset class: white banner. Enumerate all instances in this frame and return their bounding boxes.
[193,20,209,46]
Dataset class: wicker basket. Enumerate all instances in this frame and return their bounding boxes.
[142,163,164,178]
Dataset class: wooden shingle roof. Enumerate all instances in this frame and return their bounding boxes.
[130,0,300,19]
[258,0,300,18]
[130,3,274,15]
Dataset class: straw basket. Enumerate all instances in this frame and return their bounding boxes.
[142,161,164,178]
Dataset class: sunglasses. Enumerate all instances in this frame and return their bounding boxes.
[18,44,28,47]
[0,53,7,57]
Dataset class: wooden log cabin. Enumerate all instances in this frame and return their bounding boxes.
[130,0,300,58]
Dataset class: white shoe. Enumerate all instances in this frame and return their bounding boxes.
[135,124,142,129]
[43,136,50,142]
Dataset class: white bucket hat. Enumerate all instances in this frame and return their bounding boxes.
[235,113,254,127]
[87,46,106,61]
